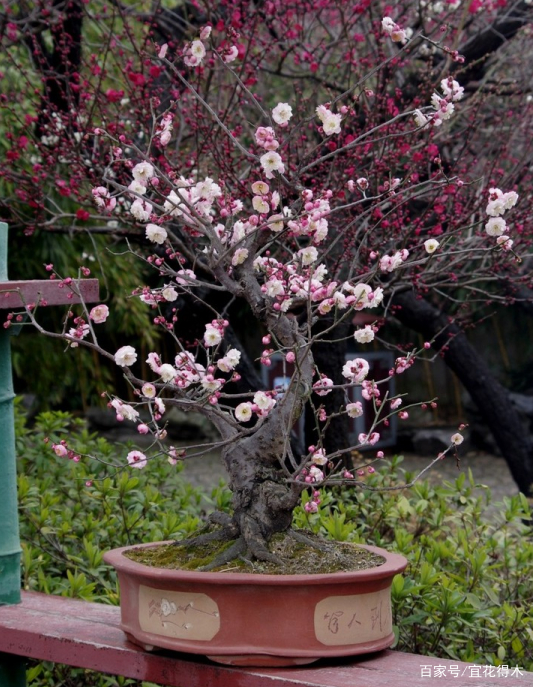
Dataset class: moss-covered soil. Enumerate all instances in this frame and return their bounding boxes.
[125,529,385,574]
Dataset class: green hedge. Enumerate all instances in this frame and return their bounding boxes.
[15,406,533,685]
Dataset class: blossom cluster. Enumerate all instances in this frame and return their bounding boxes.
[413,77,464,129]
[254,255,384,316]
[316,105,342,136]
[381,16,410,44]
[181,26,239,68]
[379,249,409,273]
[484,187,518,251]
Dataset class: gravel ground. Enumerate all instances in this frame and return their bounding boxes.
[179,447,520,505]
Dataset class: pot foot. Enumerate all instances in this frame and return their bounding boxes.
[207,654,319,667]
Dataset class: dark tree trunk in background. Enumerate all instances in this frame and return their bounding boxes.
[25,0,84,138]
[393,290,533,496]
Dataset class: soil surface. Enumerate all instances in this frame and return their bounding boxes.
[125,530,385,574]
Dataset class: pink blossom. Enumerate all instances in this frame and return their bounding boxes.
[200,26,212,41]
[89,304,109,324]
[342,358,370,384]
[255,127,279,150]
[184,40,206,67]
[395,356,414,374]
[91,186,116,212]
[127,450,148,469]
[313,376,333,396]
[224,46,239,63]
[496,235,513,251]
[154,398,166,416]
[52,443,68,457]
[308,466,324,483]
[142,382,156,398]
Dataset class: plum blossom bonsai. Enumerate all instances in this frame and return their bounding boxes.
[12,8,523,568]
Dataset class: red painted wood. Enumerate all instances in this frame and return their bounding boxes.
[0,593,529,687]
[0,279,99,309]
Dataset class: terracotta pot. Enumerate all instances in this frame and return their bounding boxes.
[104,542,407,667]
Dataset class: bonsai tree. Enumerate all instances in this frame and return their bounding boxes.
[2,1,530,562]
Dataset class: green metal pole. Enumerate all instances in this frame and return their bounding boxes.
[0,222,26,686]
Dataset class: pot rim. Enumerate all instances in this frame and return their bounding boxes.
[103,540,408,585]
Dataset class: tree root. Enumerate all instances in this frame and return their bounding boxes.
[198,537,246,571]
[240,513,283,565]
[173,517,238,548]
[288,528,329,552]
[208,511,237,531]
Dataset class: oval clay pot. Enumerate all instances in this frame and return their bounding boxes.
[104,542,408,667]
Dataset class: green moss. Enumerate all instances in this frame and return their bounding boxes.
[124,528,385,574]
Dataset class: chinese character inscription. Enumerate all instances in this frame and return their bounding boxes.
[314,589,392,646]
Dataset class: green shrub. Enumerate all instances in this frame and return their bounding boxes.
[17,406,204,601]
[16,409,533,684]
[295,456,533,671]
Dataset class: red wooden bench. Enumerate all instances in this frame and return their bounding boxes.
[1,591,531,687]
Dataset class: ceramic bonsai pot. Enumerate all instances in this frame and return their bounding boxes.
[104,542,407,667]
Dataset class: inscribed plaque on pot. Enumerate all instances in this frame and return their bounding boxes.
[138,585,220,640]
[314,588,391,645]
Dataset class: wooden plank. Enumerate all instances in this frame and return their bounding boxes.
[0,279,100,309]
[0,593,530,687]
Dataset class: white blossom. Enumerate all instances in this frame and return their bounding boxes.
[132,162,154,183]
[130,199,152,222]
[162,286,178,302]
[485,217,506,236]
[204,324,222,347]
[260,151,285,178]
[353,326,375,344]
[114,346,137,367]
[235,402,253,422]
[424,239,440,253]
[146,223,167,244]
[159,364,177,383]
[298,246,318,265]
[346,402,363,418]
[272,102,293,126]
